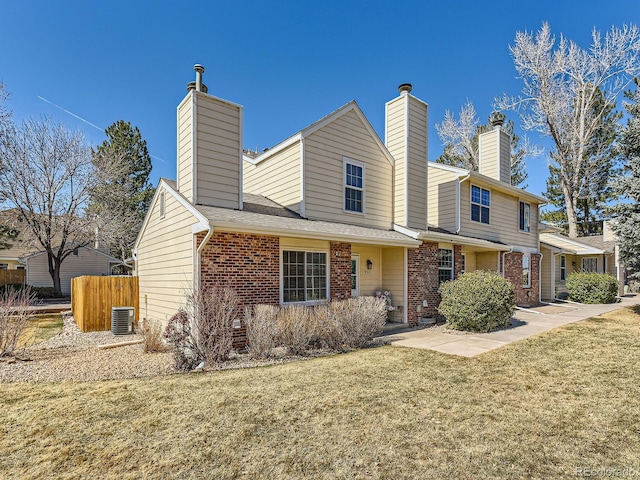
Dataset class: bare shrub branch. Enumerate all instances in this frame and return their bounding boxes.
[0,287,36,357]
[244,304,278,359]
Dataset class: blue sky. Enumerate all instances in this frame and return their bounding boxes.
[3,1,639,201]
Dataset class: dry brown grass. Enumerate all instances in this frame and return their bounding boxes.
[1,307,639,479]
[16,313,63,348]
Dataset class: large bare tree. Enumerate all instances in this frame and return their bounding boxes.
[435,101,539,187]
[496,22,640,237]
[0,117,96,295]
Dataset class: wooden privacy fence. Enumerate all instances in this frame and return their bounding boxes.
[72,276,139,332]
[0,269,25,286]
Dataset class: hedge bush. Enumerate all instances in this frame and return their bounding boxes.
[566,272,618,304]
[438,270,515,332]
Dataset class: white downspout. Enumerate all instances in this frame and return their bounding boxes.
[538,251,543,302]
[195,226,214,289]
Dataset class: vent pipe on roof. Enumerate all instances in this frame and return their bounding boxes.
[187,64,208,93]
[398,83,412,95]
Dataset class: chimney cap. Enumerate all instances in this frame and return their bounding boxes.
[398,83,413,94]
[194,64,205,73]
[489,111,506,129]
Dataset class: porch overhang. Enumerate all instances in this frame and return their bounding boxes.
[393,224,512,251]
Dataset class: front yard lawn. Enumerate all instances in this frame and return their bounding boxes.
[1,307,639,479]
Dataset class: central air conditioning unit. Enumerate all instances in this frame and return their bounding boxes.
[111,307,135,335]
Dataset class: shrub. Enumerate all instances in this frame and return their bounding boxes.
[276,305,315,355]
[0,286,36,357]
[332,296,387,348]
[312,303,343,350]
[244,304,279,359]
[139,318,165,353]
[163,286,238,371]
[566,272,618,304]
[439,270,515,332]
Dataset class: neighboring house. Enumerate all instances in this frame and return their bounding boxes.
[0,209,122,294]
[539,220,625,299]
[134,66,549,337]
[22,246,122,295]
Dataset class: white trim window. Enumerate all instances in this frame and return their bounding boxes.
[438,248,454,283]
[519,201,531,233]
[0,263,7,270]
[282,250,328,303]
[582,257,598,273]
[522,253,531,288]
[344,158,364,213]
[471,185,490,224]
[560,255,566,281]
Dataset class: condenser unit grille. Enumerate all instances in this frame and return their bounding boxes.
[111,307,135,335]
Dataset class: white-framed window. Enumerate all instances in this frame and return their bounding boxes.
[16,265,25,270]
[560,255,566,281]
[344,158,364,214]
[582,257,598,273]
[0,263,7,270]
[73,248,79,256]
[519,201,531,233]
[522,253,531,288]
[282,250,328,303]
[461,253,466,274]
[159,190,166,219]
[438,248,454,283]
[471,185,490,224]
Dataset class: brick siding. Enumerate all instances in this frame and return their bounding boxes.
[197,231,280,347]
[503,251,541,307]
[330,242,352,301]
[407,241,440,326]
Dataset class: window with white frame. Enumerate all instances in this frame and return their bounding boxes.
[282,250,328,303]
[438,248,454,283]
[344,159,364,213]
[461,253,466,273]
[519,201,531,232]
[0,263,7,270]
[471,185,490,224]
[582,257,598,273]
[522,253,531,288]
[560,255,566,281]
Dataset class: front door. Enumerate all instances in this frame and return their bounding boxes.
[351,255,359,297]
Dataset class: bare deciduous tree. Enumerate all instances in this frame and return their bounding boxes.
[495,22,640,237]
[0,117,96,295]
[435,101,540,187]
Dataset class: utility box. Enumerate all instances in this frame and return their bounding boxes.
[111,307,135,335]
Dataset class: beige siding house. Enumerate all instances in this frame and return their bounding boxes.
[23,246,120,295]
[540,221,626,299]
[135,66,554,340]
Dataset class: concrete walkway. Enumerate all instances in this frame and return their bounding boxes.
[385,294,639,357]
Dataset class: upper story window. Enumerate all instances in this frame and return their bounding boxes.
[519,201,531,232]
[344,159,364,213]
[471,185,490,224]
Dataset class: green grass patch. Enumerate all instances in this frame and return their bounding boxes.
[1,307,639,479]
